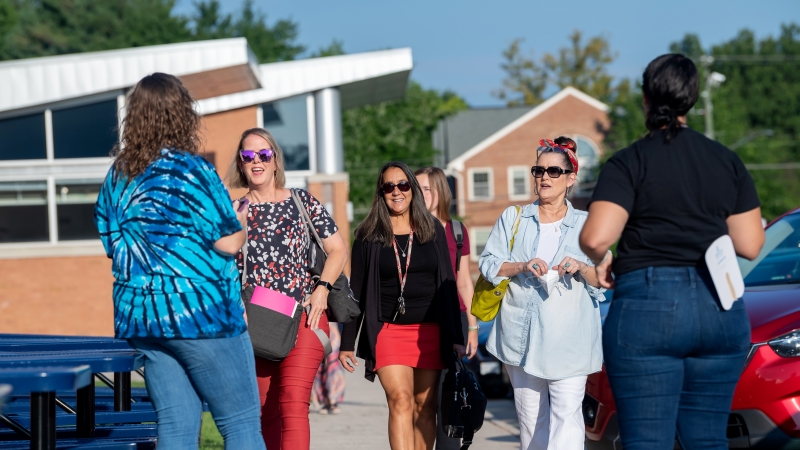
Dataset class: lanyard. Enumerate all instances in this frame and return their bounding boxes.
[391,230,414,320]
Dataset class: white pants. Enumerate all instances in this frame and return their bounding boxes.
[506,365,587,450]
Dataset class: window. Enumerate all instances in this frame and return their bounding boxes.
[470,227,492,262]
[0,181,49,243]
[261,95,310,171]
[575,136,600,183]
[507,166,530,200]
[0,113,47,161]
[56,180,102,240]
[468,168,493,201]
[52,100,119,159]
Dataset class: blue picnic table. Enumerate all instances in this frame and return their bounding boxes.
[0,365,91,450]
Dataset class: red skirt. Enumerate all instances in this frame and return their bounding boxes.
[375,322,445,371]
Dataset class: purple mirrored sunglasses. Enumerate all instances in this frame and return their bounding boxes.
[239,149,274,163]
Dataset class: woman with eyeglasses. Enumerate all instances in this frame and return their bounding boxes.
[339,162,465,450]
[225,127,348,450]
[478,137,605,449]
[94,74,265,449]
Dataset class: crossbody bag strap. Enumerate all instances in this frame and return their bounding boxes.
[240,199,249,286]
[508,206,522,253]
[290,189,327,255]
[451,220,463,272]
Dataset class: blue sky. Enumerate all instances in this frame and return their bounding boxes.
[175,0,799,106]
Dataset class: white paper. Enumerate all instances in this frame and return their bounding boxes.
[538,270,559,295]
[705,235,745,310]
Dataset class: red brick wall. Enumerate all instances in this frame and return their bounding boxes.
[0,256,115,336]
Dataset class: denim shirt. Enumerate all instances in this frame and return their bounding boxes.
[478,200,606,380]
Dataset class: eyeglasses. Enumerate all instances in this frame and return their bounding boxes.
[239,149,274,164]
[531,166,573,178]
[380,181,412,194]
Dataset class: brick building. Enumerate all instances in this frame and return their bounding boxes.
[0,39,412,335]
[434,87,610,273]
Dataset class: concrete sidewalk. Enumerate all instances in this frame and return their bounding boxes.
[310,360,520,449]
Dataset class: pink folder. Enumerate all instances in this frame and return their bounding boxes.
[249,286,298,317]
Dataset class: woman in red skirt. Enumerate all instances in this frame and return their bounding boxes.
[340,161,466,450]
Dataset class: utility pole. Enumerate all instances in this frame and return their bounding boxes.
[699,55,726,141]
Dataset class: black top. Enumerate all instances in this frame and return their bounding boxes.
[379,234,438,324]
[591,128,761,275]
[341,221,465,382]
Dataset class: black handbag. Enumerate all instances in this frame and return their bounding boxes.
[441,355,487,450]
[290,189,361,324]
[240,240,302,361]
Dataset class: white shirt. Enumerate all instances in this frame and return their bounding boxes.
[535,219,563,265]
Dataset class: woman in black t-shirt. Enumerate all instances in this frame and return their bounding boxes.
[339,161,465,450]
[580,54,765,449]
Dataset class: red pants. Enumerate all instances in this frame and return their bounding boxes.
[256,312,329,450]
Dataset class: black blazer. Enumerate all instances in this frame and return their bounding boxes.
[341,220,465,381]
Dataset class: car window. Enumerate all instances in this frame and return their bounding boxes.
[739,213,800,287]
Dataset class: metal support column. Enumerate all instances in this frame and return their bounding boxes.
[114,372,132,411]
[76,384,95,438]
[30,392,56,450]
[314,87,344,175]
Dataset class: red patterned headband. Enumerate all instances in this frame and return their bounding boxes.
[537,139,579,174]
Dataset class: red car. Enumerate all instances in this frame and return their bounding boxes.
[585,207,800,449]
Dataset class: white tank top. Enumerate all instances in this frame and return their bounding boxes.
[535,219,563,265]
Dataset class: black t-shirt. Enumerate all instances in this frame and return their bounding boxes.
[379,234,439,324]
[591,128,761,275]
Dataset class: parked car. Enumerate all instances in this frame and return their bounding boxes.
[584,207,800,449]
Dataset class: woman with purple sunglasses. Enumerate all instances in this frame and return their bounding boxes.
[225,127,348,450]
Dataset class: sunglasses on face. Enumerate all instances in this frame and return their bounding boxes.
[531,166,573,179]
[239,149,274,164]
[380,181,412,194]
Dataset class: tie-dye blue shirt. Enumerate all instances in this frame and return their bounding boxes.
[94,148,246,339]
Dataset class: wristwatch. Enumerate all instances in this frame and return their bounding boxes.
[315,280,334,292]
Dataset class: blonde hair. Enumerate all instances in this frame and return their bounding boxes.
[226,128,286,189]
[414,167,452,222]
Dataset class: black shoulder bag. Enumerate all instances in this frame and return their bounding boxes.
[290,189,361,324]
[441,354,487,450]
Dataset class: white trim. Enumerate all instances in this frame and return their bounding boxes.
[469,226,493,262]
[306,93,317,174]
[507,165,531,201]
[44,109,54,162]
[46,176,57,243]
[0,240,106,259]
[446,87,609,172]
[467,167,494,202]
[256,104,264,128]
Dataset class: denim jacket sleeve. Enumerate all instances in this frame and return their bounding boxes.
[478,206,521,286]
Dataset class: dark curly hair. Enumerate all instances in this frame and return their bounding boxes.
[112,73,201,178]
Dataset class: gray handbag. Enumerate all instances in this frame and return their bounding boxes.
[290,189,361,324]
[240,200,332,360]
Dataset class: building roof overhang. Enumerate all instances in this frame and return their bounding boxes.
[196,48,413,114]
[0,38,261,114]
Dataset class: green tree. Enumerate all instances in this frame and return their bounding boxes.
[344,82,468,216]
[495,31,617,105]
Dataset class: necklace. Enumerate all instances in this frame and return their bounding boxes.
[395,236,410,258]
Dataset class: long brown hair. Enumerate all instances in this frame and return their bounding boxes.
[355,162,436,246]
[112,73,200,178]
[414,166,451,222]
[225,128,286,189]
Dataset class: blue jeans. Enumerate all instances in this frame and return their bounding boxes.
[603,266,750,450]
[129,332,266,450]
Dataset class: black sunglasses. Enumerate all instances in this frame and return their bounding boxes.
[531,166,573,179]
[380,181,412,194]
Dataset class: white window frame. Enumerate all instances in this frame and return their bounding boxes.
[507,165,531,201]
[469,226,493,262]
[467,167,493,202]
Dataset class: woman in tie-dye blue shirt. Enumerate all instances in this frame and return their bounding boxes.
[94,73,265,449]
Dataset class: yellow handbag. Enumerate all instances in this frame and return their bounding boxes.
[470,206,523,322]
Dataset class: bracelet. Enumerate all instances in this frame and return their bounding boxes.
[468,325,480,331]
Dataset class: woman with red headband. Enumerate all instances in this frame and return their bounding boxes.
[478,136,606,449]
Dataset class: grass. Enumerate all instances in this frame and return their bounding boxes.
[201,412,224,450]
